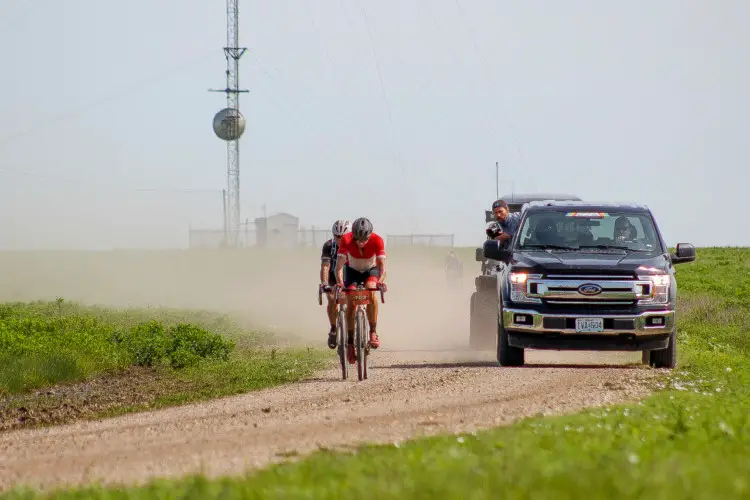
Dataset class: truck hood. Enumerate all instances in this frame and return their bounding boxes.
[512,250,670,275]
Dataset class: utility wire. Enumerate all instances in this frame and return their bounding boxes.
[452,0,531,190]
[360,2,417,231]
[0,49,220,150]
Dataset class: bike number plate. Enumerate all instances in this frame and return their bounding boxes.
[350,292,370,305]
[575,318,604,333]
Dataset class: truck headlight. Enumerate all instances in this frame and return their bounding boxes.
[509,272,542,303]
[509,272,527,284]
[637,274,670,304]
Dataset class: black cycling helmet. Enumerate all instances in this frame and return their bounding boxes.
[352,217,374,240]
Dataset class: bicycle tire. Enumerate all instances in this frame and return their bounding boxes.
[337,308,348,380]
[355,307,366,381]
[362,310,369,380]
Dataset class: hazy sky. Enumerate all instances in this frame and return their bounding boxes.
[0,0,747,249]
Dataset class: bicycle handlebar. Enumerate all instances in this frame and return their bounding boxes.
[317,283,332,305]
[333,284,386,304]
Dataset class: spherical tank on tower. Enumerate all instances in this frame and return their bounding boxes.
[212,107,246,141]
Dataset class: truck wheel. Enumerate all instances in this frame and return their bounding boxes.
[497,320,524,367]
[470,291,496,350]
[641,350,650,365]
[647,328,677,369]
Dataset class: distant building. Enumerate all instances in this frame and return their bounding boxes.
[254,212,299,248]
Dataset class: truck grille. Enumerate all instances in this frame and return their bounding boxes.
[527,274,650,305]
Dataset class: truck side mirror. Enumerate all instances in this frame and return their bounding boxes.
[483,240,510,262]
[671,243,696,264]
[475,247,484,261]
[485,210,494,223]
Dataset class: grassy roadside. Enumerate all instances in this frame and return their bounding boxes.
[0,300,327,431]
[4,247,747,499]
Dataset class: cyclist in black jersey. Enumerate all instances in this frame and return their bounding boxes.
[320,219,350,348]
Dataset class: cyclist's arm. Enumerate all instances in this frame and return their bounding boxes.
[374,235,387,284]
[320,241,332,284]
[376,255,387,284]
[320,261,330,283]
[334,254,346,286]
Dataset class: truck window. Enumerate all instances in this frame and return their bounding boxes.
[516,212,662,251]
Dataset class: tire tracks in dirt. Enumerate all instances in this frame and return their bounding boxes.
[0,348,658,492]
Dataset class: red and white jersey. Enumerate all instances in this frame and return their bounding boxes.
[337,232,386,272]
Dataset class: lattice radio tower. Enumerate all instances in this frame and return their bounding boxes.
[209,0,248,247]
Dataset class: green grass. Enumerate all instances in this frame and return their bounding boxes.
[0,300,267,395]
[0,300,327,428]
[4,247,748,499]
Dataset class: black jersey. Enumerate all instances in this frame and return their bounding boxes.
[321,238,339,269]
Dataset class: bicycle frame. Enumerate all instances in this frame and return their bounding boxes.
[335,285,385,381]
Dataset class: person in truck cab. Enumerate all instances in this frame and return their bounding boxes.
[613,215,651,250]
[485,199,522,246]
[533,217,566,246]
[614,216,637,243]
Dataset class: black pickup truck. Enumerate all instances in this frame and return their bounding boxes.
[481,200,696,368]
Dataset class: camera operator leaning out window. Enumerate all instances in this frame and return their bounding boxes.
[485,199,522,246]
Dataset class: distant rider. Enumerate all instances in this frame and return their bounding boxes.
[334,217,387,364]
[320,219,350,349]
[444,250,463,288]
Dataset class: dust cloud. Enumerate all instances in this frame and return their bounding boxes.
[0,247,487,358]
[0,247,642,365]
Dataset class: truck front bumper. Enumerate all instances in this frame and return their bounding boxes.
[501,308,675,351]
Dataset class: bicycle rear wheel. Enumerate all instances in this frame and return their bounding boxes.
[337,308,348,380]
[355,307,367,381]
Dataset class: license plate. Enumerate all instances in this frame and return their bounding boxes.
[575,318,604,333]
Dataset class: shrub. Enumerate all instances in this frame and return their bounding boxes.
[123,321,169,367]
[121,321,235,369]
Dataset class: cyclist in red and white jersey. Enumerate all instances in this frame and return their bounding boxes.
[333,217,387,364]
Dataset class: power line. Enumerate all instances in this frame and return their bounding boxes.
[360,2,417,232]
[452,0,531,190]
[0,49,220,150]
[0,165,226,195]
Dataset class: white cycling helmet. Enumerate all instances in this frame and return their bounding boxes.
[331,219,350,237]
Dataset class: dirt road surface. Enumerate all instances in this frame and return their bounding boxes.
[0,251,659,491]
[0,347,656,492]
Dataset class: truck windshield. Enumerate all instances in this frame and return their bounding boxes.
[515,211,662,252]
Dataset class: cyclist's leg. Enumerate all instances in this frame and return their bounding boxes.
[364,268,381,348]
[343,266,362,363]
[325,270,338,349]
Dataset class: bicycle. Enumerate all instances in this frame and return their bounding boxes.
[318,282,386,381]
[336,283,386,381]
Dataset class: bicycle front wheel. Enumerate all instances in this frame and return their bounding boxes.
[337,308,348,380]
[355,307,367,381]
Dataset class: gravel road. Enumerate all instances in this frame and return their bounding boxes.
[0,259,659,491]
[0,346,655,492]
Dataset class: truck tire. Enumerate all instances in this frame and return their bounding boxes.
[497,320,524,366]
[469,290,497,350]
[641,350,650,365]
[647,328,677,369]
